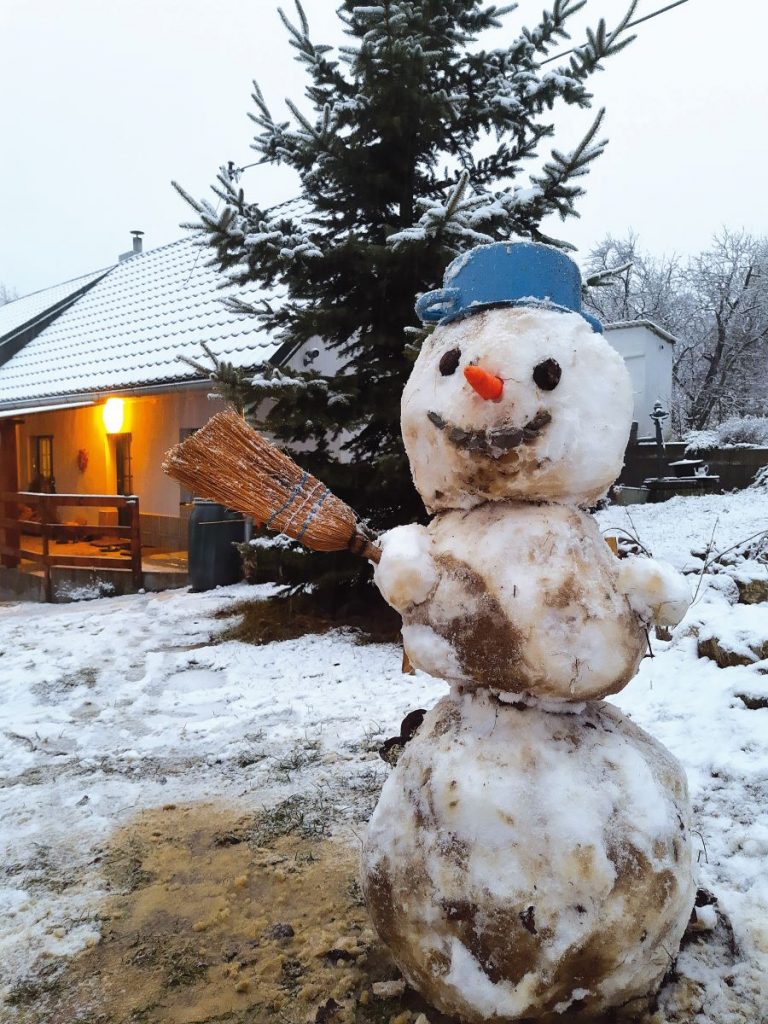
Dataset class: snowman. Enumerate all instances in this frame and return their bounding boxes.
[362,243,695,1022]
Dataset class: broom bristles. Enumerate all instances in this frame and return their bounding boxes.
[162,409,380,561]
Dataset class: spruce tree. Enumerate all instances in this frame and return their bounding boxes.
[176,0,638,600]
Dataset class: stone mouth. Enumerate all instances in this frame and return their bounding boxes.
[426,409,551,458]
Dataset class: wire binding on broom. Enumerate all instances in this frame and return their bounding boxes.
[162,409,381,563]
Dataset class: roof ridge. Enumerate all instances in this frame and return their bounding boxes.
[11,237,201,303]
[9,265,115,305]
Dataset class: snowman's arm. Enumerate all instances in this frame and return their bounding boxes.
[373,524,438,613]
[616,555,691,627]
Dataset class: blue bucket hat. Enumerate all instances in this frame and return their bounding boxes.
[415,241,602,333]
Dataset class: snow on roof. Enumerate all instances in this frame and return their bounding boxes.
[0,267,110,341]
[0,237,282,408]
[604,319,677,345]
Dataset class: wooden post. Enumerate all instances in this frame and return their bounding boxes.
[128,496,143,590]
[39,496,52,603]
[0,420,20,568]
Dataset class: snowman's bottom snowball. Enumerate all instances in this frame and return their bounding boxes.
[362,693,695,1023]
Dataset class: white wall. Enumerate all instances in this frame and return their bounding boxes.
[284,334,348,375]
[280,335,357,461]
[605,324,675,440]
[14,387,229,519]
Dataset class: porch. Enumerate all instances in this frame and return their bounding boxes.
[0,491,188,602]
[0,391,221,602]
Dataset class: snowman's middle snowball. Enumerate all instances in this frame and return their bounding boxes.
[378,501,646,700]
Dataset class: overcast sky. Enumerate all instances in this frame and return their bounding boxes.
[1,0,766,298]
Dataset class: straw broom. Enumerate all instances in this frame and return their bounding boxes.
[162,409,381,564]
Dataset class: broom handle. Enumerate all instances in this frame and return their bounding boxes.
[348,530,382,564]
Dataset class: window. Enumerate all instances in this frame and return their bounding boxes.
[31,435,54,491]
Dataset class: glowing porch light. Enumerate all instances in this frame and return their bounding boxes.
[102,397,125,433]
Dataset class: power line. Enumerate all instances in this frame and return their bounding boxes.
[627,0,692,30]
[541,0,692,65]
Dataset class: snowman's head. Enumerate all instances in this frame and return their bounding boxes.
[401,306,633,511]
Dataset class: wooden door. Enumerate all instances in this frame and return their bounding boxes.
[115,434,133,526]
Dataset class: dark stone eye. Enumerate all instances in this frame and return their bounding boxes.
[439,348,461,376]
[533,358,561,391]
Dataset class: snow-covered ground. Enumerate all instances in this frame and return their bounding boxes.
[0,583,447,1003]
[1,488,767,1019]
[598,490,768,1018]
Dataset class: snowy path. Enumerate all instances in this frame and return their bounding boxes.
[1,489,767,1019]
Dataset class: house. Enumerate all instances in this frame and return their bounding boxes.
[0,233,675,599]
[604,320,676,440]
[0,235,291,572]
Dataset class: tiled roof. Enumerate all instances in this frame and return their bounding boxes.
[0,237,282,408]
[0,268,110,341]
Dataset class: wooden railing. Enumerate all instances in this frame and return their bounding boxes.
[0,491,142,602]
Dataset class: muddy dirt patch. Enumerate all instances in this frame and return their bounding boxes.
[15,802,450,1024]
[5,802,756,1024]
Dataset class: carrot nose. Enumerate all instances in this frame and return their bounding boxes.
[464,365,504,401]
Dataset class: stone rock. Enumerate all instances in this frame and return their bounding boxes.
[736,693,768,710]
[372,979,406,999]
[735,576,768,605]
[698,636,768,668]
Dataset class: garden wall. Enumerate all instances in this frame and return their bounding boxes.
[620,443,768,490]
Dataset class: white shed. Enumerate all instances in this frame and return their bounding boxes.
[604,320,676,440]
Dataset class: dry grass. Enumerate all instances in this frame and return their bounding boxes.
[213,594,401,647]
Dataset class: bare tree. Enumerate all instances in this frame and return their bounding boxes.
[584,231,768,432]
[584,231,690,330]
[680,231,768,429]
[0,282,17,305]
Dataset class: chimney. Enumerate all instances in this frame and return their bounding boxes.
[119,230,145,262]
